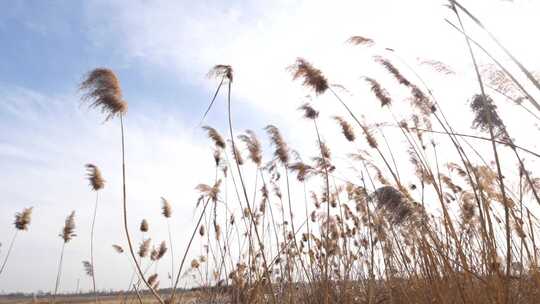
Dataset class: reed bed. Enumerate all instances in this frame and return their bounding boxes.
[2,1,540,303]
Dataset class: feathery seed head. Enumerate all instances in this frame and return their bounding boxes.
[238,130,262,166]
[14,207,33,231]
[364,77,392,107]
[60,211,76,243]
[265,125,289,165]
[333,116,355,142]
[191,259,200,269]
[229,140,244,165]
[347,36,375,46]
[375,57,411,87]
[161,197,172,218]
[288,58,329,94]
[299,103,319,120]
[470,94,505,137]
[85,164,105,191]
[202,126,226,149]
[148,273,159,289]
[372,186,413,225]
[82,261,94,277]
[80,68,127,121]
[208,65,233,82]
[157,241,167,260]
[289,162,315,182]
[112,244,124,254]
[140,219,149,232]
[138,238,152,258]
[199,224,205,237]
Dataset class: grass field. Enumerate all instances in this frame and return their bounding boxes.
[2,1,540,303]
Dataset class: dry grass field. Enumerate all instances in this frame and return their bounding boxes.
[2,1,540,303]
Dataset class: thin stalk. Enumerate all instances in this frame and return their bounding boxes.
[312,119,331,304]
[225,79,277,303]
[119,116,163,304]
[170,197,212,303]
[388,126,540,159]
[0,230,19,275]
[451,4,512,302]
[52,242,66,304]
[90,191,99,304]
[451,0,540,107]
[167,219,174,288]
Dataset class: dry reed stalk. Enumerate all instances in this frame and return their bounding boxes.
[80,68,164,304]
[85,163,104,304]
[161,197,175,288]
[53,211,76,304]
[450,6,512,303]
[0,207,33,276]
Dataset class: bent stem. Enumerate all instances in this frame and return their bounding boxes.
[119,116,164,304]
[0,230,18,276]
[52,242,66,304]
[226,79,277,303]
[90,192,99,304]
[170,197,212,303]
[451,3,511,302]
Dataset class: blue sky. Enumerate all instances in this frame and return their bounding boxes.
[1,0,539,294]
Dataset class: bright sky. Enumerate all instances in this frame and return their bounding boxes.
[1,0,539,294]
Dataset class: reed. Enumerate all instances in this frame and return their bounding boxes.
[53,211,76,304]
[52,3,540,302]
[85,163,105,304]
[0,207,32,276]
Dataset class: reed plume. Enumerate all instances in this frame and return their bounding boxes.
[138,238,151,258]
[161,197,172,218]
[85,164,105,191]
[60,211,76,243]
[85,164,104,304]
[265,125,290,165]
[0,207,33,276]
[373,186,413,225]
[148,273,159,290]
[288,58,329,94]
[82,261,94,277]
[80,68,163,303]
[288,162,315,182]
[333,116,355,142]
[347,35,375,46]
[161,197,174,288]
[470,94,505,136]
[199,225,206,237]
[14,207,33,231]
[80,68,127,121]
[364,77,392,107]
[299,103,320,120]
[156,241,168,260]
[140,219,149,233]
[202,126,226,149]
[238,130,262,166]
[229,140,244,165]
[375,57,434,116]
[112,245,124,254]
[208,65,233,82]
[53,211,76,304]
[419,59,455,75]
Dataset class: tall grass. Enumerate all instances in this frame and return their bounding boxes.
[0,207,32,276]
[85,163,105,304]
[2,2,540,303]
